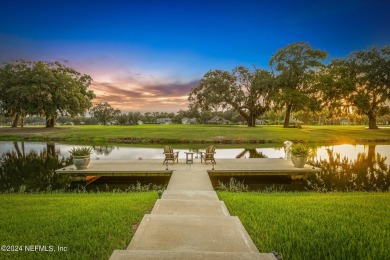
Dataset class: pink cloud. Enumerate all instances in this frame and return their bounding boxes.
[90,79,199,112]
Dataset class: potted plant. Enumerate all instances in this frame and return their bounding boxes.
[290,144,311,168]
[69,147,92,170]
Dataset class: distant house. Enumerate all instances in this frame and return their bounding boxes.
[29,120,46,126]
[340,118,351,125]
[288,119,303,127]
[256,119,266,125]
[207,116,231,124]
[156,118,172,124]
[182,117,197,124]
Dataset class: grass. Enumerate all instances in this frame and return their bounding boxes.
[218,192,390,260]
[1,124,390,144]
[0,192,158,260]
[1,180,389,260]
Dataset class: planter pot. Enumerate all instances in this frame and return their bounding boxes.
[73,156,90,170]
[291,156,307,168]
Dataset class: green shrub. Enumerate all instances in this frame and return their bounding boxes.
[290,143,310,157]
[69,147,92,156]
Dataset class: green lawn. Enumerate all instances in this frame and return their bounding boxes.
[0,193,158,260]
[1,124,390,144]
[1,191,389,259]
[218,192,390,260]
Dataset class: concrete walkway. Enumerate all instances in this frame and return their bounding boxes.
[110,167,277,259]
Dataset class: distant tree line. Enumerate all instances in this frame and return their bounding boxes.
[80,102,242,125]
[2,102,389,126]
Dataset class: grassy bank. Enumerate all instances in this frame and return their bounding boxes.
[218,192,390,260]
[1,125,390,144]
[0,192,158,260]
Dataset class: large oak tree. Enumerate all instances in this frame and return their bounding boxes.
[321,46,390,129]
[189,66,274,127]
[0,60,95,127]
[270,42,328,128]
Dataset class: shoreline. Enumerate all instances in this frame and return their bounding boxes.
[1,125,390,144]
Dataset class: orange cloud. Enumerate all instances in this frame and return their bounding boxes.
[90,79,199,112]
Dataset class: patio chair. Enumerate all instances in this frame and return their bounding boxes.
[162,146,179,164]
[200,145,216,164]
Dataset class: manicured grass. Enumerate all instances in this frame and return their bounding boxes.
[218,192,390,260]
[1,125,390,144]
[0,192,158,260]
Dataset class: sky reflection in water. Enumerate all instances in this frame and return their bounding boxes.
[0,142,389,164]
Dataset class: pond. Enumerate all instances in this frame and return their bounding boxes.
[0,141,389,192]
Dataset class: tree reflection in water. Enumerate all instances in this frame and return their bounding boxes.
[236,149,267,158]
[1,143,389,192]
[307,145,390,191]
[0,146,73,192]
[92,145,114,156]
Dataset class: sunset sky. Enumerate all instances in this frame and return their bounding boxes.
[1,0,389,112]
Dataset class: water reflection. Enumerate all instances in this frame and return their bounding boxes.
[1,142,389,164]
[236,149,267,158]
[92,145,114,156]
[307,144,390,192]
[0,147,72,192]
[0,142,389,192]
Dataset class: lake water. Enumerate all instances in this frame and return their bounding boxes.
[1,141,390,164]
[0,141,389,192]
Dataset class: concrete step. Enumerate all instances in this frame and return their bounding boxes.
[161,190,219,200]
[110,250,277,260]
[151,199,230,216]
[128,214,259,253]
[166,171,214,191]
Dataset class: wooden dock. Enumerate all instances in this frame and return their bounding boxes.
[56,158,321,182]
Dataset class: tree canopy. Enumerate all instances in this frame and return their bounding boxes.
[189,66,274,127]
[0,60,95,127]
[90,102,121,125]
[320,46,390,129]
[270,42,328,128]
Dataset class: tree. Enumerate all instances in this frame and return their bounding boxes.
[116,113,129,125]
[0,60,34,127]
[270,42,328,128]
[0,60,95,128]
[128,111,143,125]
[189,66,274,127]
[30,61,95,127]
[90,102,120,125]
[321,46,390,129]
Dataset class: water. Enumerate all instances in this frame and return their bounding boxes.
[0,141,389,192]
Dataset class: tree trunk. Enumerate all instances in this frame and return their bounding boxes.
[45,116,56,128]
[367,111,378,129]
[283,103,293,128]
[46,116,52,128]
[12,113,20,128]
[247,114,256,127]
[20,114,25,128]
[46,117,50,128]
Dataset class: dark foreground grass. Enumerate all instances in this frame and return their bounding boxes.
[1,125,390,143]
[218,192,390,260]
[0,192,158,260]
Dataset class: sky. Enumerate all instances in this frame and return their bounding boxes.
[1,0,389,112]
